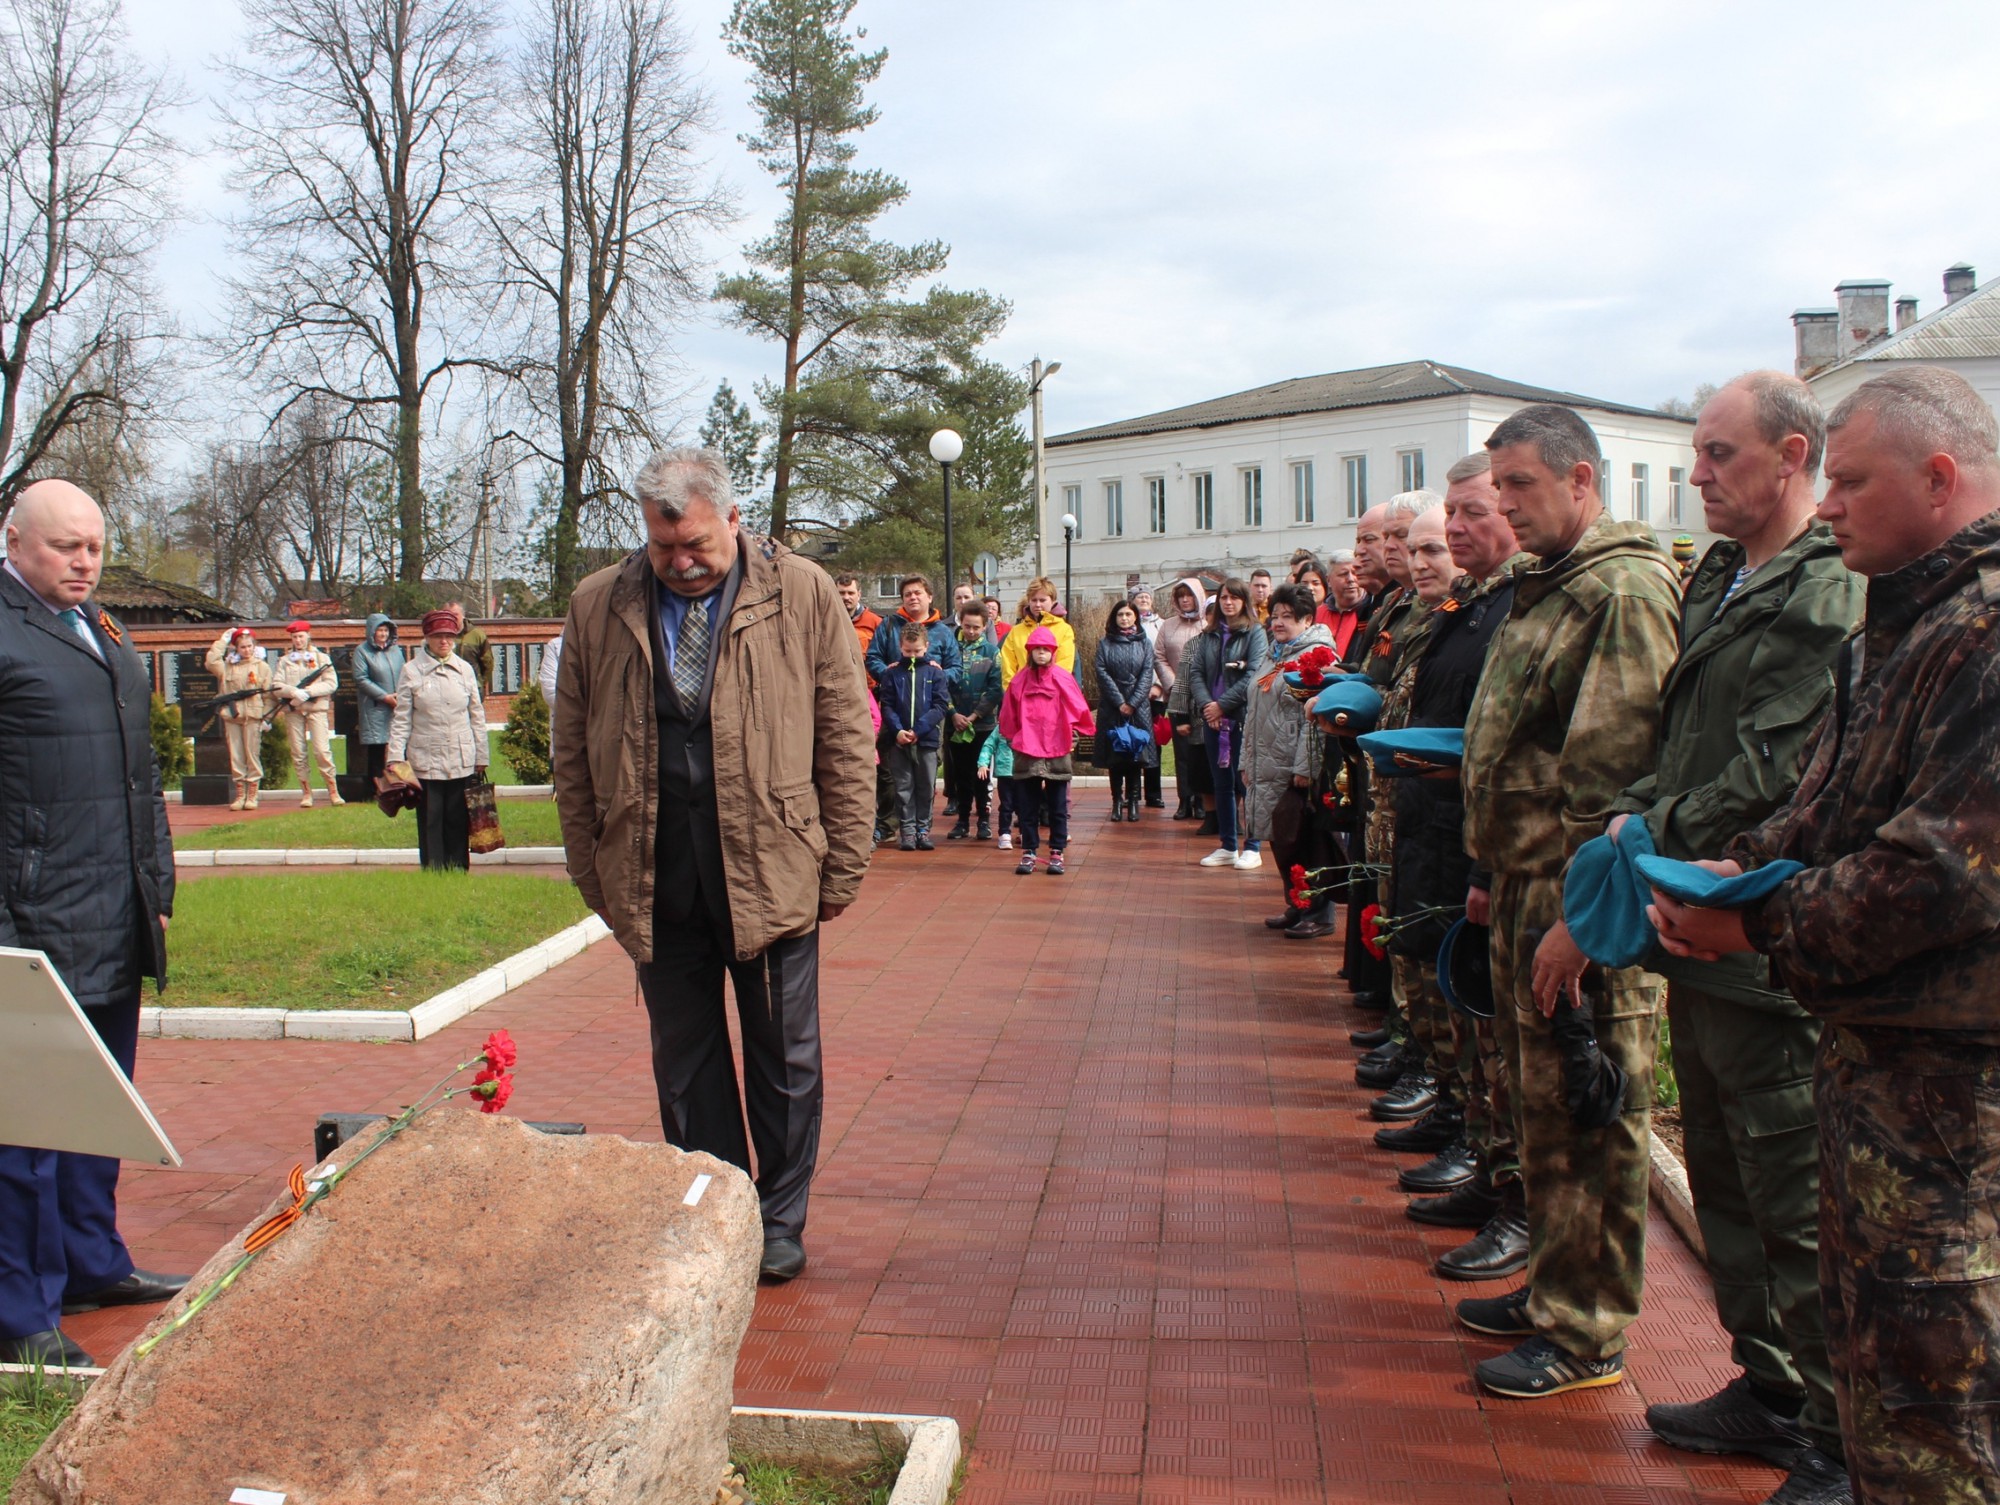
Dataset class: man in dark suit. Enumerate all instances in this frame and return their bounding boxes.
[0,479,186,1368]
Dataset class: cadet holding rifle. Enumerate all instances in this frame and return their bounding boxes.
[203,627,272,810]
[270,620,343,807]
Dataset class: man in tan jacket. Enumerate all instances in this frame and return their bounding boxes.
[552,447,874,1283]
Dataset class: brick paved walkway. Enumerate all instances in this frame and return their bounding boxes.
[72,799,1777,1503]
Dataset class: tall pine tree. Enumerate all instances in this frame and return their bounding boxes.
[715,0,1028,574]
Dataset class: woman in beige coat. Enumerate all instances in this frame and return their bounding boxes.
[386,608,488,870]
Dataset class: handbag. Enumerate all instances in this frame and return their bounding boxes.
[465,780,506,854]
[1152,713,1173,746]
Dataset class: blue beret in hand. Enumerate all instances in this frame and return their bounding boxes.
[1356,727,1465,777]
[1563,819,1660,968]
[1632,855,1805,908]
[1308,679,1383,735]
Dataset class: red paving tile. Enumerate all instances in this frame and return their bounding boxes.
[73,800,1780,1501]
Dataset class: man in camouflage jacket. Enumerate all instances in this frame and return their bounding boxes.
[1459,404,1682,1399]
[1608,374,1865,1504]
[1655,368,2000,1505]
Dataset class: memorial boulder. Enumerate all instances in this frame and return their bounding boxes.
[13,1109,762,1505]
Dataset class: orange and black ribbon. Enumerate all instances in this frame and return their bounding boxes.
[243,1163,310,1254]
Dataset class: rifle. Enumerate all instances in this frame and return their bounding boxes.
[263,663,332,724]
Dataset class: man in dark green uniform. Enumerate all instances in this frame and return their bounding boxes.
[1608,373,1863,1505]
[1653,366,2000,1505]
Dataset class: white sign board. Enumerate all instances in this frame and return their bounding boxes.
[0,947,180,1165]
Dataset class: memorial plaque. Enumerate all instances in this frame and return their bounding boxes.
[0,947,179,1164]
[173,649,235,803]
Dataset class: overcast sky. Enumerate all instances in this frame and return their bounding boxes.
[125,0,2000,447]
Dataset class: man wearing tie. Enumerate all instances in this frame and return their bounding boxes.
[0,479,186,1367]
[552,449,874,1282]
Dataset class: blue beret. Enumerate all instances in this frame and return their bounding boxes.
[1563,820,1659,968]
[1436,917,1494,1018]
[1632,855,1805,908]
[1308,679,1383,735]
[1356,726,1466,776]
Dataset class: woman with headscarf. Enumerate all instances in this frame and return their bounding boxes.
[387,608,489,871]
[351,612,406,784]
[1155,576,1213,823]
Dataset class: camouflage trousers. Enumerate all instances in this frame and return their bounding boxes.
[1818,1026,2000,1504]
[1450,998,1516,1185]
[1393,954,1462,1107]
[1670,984,1837,1456]
[1490,871,1661,1360]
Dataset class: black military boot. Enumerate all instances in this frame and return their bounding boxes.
[1354,1040,1407,1089]
[1373,1106,1461,1152]
[1370,1070,1438,1121]
[1349,1024,1393,1048]
[1407,1173,1502,1229]
[1398,1137,1477,1193]
[1434,1183,1530,1281]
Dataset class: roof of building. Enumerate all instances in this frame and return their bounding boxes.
[1047,359,1687,447]
[1820,273,2000,372]
[94,565,234,622]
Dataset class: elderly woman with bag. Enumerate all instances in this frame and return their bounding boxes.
[1093,599,1157,823]
[386,608,489,871]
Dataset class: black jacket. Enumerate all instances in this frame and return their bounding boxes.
[0,570,175,1003]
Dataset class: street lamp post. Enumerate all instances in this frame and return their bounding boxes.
[929,427,964,601]
[1060,511,1077,615]
[1029,358,1062,578]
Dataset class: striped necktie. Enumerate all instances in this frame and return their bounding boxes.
[673,597,709,706]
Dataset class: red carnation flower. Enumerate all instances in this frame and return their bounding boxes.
[1360,904,1388,959]
[480,1030,518,1072]
[471,1067,514,1113]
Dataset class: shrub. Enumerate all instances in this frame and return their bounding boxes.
[149,695,193,787]
[499,681,551,785]
[261,721,293,785]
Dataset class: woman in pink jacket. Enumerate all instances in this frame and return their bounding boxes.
[997,626,1094,876]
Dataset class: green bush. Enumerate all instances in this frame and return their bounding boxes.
[149,695,192,788]
[261,722,293,785]
[1655,1013,1680,1109]
[499,681,551,784]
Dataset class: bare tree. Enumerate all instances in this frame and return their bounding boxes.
[0,0,177,522]
[221,0,503,583]
[178,440,286,612]
[491,0,727,603]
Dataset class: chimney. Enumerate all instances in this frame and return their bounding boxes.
[1834,279,1892,357]
[1792,309,1839,378]
[1945,263,1977,303]
[1895,296,1919,331]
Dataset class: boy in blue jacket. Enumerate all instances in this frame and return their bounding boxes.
[878,620,952,850]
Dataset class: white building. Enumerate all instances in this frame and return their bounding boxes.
[1024,360,1700,606]
[1798,262,2000,417]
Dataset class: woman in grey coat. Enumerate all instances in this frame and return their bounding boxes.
[1241,583,1337,933]
[350,612,405,783]
[1092,599,1157,823]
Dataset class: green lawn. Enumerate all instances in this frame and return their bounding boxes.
[177,797,566,850]
[0,1373,73,1494]
[173,731,530,789]
[166,871,590,1010]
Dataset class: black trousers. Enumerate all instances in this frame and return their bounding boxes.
[362,741,388,781]
[416,775,473,871]
[944,737,987,821]
[636,916,824,1241]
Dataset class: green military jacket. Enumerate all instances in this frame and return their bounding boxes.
[1463,514,1682,879]
[1609,523,1864,1006]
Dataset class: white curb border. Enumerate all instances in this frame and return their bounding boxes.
[1649,1128,1706,1262]
[136,914,612,1043]
[175,846,567,867]
[727,1408,960,1505]
[167,784,555,803]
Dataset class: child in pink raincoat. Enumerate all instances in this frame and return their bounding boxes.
[997,625,1095,876]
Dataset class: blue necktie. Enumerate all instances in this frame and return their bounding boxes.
[62,607,102,659]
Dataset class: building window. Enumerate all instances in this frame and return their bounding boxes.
[1191,472,1214,531]
[1597,464,1611,505]
[1104,480,1124,537]
[1291,461,1314,524]
[1343,455,1368,519]
[1146,476,1167,534]
[1241,467,1263,528]
[1630,463,1649,522]
[1668,466,1686,526]
[1398,449,1425,492]
[874,575,899,599]
[1062,484,1082,540]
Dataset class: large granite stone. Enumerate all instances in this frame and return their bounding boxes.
[13,1109,762,1505]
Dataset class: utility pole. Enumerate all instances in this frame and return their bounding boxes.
[1029,358,1061,578]
[479,470,495,617]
